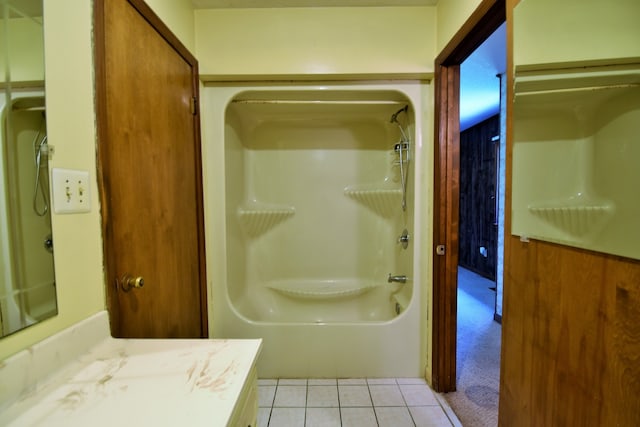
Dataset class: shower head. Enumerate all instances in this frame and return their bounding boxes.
[390,105,408,124]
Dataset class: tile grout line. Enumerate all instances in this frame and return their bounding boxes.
[335,380,344,426]
[269,380,278,427]
[433,391,460,427]
[395,379,419,427]
[367,380,382,427]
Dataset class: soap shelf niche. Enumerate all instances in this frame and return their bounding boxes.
[344,185,402,218]
[528,200,614,237]
[267,279,379,300]
[237,204,295,237]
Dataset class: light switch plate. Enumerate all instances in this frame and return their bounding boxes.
[51,168,91,214]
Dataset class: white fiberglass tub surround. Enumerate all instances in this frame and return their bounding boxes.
[203,83,429,377]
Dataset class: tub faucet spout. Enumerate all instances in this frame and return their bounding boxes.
[388,274,407,284]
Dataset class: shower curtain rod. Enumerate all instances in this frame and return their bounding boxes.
[231,99,406,105]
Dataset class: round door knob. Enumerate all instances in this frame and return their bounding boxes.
[120,274,145,292]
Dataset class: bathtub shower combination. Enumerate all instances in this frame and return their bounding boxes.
[205,83,427,378]
[0,91,57,336]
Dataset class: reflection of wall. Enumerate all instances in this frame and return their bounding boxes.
[0,16,44,83]
[514,0,640,70]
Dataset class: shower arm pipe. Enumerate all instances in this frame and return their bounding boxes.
[390,105,408,124]
[390,105,410,143]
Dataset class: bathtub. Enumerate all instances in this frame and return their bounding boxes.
[202,82,429,378]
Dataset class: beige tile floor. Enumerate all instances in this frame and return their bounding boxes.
[258,378,463,427]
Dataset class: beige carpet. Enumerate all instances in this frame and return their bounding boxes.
[444,267,502,427]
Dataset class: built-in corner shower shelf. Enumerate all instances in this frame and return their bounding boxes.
[528,201,614,237]
[344,186,402,218]
[237,205,295,237]
[267,279,379,300]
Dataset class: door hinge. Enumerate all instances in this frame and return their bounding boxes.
[436,244,446,256]
[190,96,198,115]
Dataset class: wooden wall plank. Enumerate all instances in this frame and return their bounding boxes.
[500,238,640,425]
[459,115,499,280]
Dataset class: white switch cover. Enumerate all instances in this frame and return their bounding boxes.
[52,168,91,214]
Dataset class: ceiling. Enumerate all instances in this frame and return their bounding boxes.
[192,0,438,7]
[460,22,506,131]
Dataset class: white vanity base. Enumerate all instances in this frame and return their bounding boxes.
[0,312,261,426]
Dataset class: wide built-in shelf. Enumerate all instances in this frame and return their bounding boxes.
[344,185,402,218]
[267,279,379,300]
[237,205,295,237]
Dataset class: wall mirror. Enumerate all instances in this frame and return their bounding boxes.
[0,0,58,337]
[511,0,640,260]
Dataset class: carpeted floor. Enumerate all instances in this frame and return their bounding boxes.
[444,267,502,427]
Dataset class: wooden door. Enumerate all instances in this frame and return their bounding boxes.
[94,0,207,338]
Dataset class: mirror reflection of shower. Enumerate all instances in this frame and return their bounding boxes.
[391,105,410,211]
[1,94,58,337]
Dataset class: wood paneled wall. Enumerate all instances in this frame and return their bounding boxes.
[459,115,499,280]
[500,238,640,425]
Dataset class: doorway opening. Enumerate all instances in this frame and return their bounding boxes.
[441,22,505,427]
[431,0,506,406]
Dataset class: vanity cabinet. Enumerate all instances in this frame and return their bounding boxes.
[0,312,262,426]
[229,366,258,427]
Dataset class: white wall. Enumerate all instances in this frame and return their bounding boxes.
[146,0,195,53]
[436,0,483,54]
[195,7,436,80]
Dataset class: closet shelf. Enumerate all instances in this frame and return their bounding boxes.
[528,202,614,237]
[267,279,379,300]
[344,186,402,218]
[237,205,295,237]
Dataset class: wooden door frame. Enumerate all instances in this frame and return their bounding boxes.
[93,0,208,337]
[431,0,505,392]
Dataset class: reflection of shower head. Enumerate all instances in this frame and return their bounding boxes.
[390,105,408,124]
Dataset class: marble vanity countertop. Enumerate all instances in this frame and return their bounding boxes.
[0,313,262,426]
